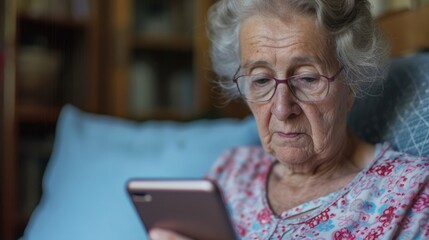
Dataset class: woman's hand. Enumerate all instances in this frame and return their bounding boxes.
[149,228,194,240]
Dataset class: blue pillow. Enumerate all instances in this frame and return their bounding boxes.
[348,52,429,156]
[23,105,260,240]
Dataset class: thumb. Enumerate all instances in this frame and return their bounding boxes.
[149,228,193,240]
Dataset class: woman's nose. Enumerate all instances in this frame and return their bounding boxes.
[270,84,302,121]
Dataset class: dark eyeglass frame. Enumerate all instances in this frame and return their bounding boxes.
[232,66,344,103]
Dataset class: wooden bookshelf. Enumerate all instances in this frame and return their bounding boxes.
[1,0,101,239]
[16,104,61,123]
[106,0,218,120]
[0,1,250,240]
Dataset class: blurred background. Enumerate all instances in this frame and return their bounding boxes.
[1,0,428,239]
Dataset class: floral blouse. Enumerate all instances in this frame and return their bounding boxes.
[206,143,429,239]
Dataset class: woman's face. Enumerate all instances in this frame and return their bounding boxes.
[239,14,355,168]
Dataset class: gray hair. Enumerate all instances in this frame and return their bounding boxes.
[207,0,390,101]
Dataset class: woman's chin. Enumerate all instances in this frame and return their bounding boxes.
[270,145,313,166]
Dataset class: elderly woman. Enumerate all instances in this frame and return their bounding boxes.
[149,0,429,239]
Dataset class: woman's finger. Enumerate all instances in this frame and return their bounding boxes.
[149,228,193,240]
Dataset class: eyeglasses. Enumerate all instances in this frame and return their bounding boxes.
[232,66,344,103]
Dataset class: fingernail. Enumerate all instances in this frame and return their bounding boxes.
[149,229,161,239]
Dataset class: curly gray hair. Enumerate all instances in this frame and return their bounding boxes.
[207,0,390,101]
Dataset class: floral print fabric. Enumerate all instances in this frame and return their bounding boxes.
[206,143,429,239]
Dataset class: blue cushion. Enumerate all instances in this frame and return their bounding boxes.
[348,52,429,156]
[22,105,260,240]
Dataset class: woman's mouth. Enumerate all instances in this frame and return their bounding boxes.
[270,131,306,147]
[275,131,302,138]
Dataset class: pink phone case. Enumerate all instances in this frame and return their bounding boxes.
[127,179,238,240]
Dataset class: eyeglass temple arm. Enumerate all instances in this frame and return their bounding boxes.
[328,66,344,82]
[232,66,241,82]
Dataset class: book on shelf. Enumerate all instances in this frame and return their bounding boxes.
[133,0,194,37]
[16,45,63,104]
[70,0,90,21]
[129,60,157,117]
[134,0,173,37]
[168,70,194,114]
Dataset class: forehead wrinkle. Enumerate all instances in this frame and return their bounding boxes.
[248,34,301,49]
[240,15,332,73]
[244,37,328,69]
[242,37,301,70]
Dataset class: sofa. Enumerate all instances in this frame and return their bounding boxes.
[22,52,429,240]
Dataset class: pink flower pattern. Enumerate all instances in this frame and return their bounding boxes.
[257,208,273,225]
[206,143,429,239]
[413,193,429,212]
[333,227,356,240]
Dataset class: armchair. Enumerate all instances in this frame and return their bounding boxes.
[22,52,429,240]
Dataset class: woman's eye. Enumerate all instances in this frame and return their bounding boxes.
[253,78,271,85]
[297,74,319,83]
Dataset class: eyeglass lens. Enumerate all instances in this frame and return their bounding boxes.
[236,73,330,102]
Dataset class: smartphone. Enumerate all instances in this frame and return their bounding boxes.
[127,179,238,240]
